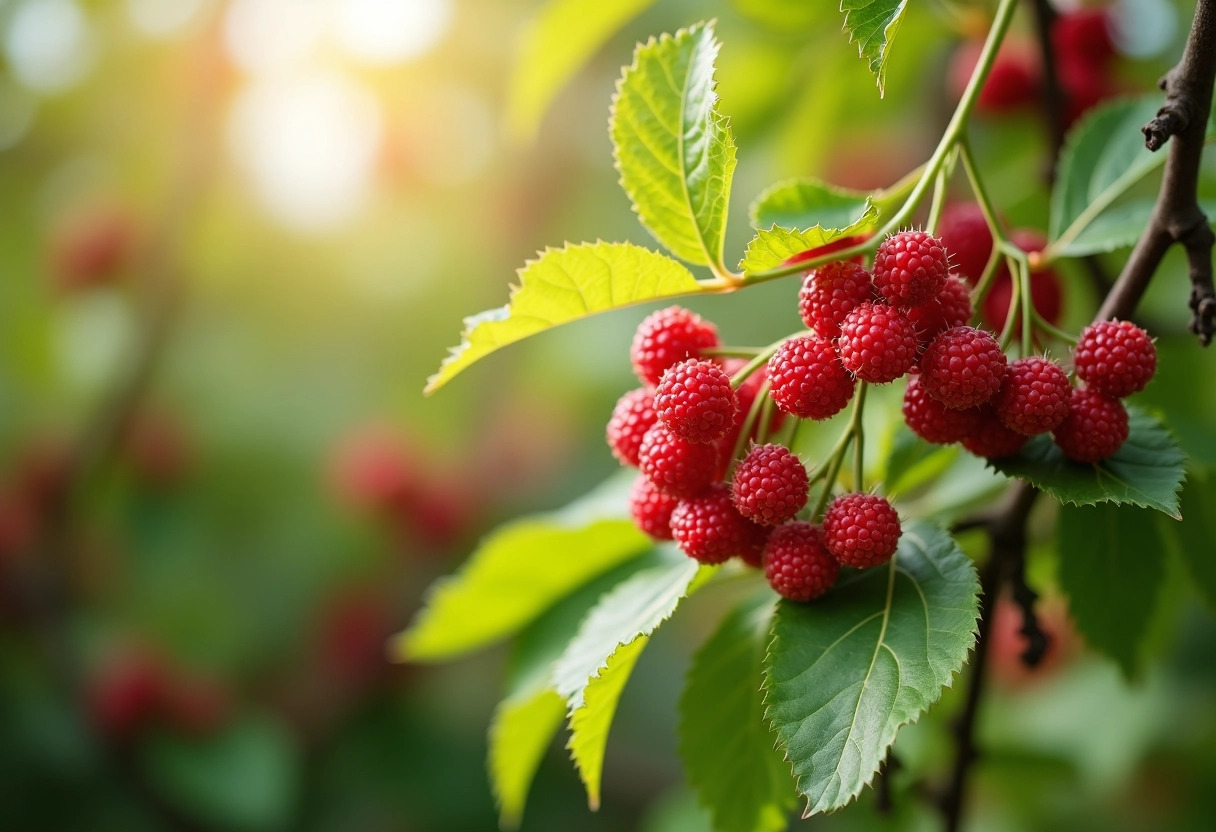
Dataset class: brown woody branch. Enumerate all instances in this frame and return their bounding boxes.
[943,3,1216,826]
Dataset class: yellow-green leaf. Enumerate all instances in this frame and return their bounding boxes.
[738,203,879,275]
[506,0,657,143]
[611,22,737,270]
[426,242,706,394]
[489,691,566,828]
[393,474,649,661]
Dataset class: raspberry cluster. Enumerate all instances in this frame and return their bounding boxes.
[606,303,904,602]
[604,233,1158,604]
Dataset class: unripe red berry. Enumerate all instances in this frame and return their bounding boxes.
[873,231,951,308]
[960,406,1029,459]
[1073,320,1157,398]
[798,260,874,338]
[606,388,658,467]
[938,202,994,285]
[837,303,920,384]
[631,306,719,386]
[1053,388,1129,463]
[920,326,1007,409]
[907,274,974,345]
[731,443,808,526]
[637,424,719,498]
[1052,8,1116,69]
[628,475,679,540]
[822,493,902,569]
[783,234,869,268]
[763,522,839,601]
[86,650,170,740]
[329,427,417,514]
[670,483,749,564]
[993,357,1072,436]
[738,520,771,569]
[980,230,1062,333]
[48,203,136,291]
[948,40,1042,114]
[767,335,856,419]
[654,359,736,443]
[903,374,982,444]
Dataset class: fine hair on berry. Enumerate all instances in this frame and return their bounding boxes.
[654,359,736,443]
[873,230,951,308]
[606,388,657,466]
[1073,320,1157,398]
[637,424,719,498]
[837,303,920,384]
[630,306,719,386]
[762,522,839,601]
[1052,388,1129,463]
[731,443,808,525]
[822,493,902,569]
[669,483,749,564]
[920,326,1007,409]
[767,335,855,419]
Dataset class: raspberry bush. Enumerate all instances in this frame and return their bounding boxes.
[399,2,1215,830]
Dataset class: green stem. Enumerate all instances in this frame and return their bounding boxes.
[811,381,870,519]
[1032,310,1078,345]
[730,336,790,388]
[1017,258,1035,356]
[852,382,869,490]
[926,162,951,235]
[730,379,770,467]
[742,0,1020,285]
[703,346,763,358]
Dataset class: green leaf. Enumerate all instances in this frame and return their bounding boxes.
[426,242,706,394]
[489,563,646,828]
[1164,467,1216,610]
[394,474,651,661]
[506,0,657,143]
[1048,97,1216,255]
[554,548,709,807]
[611,22,737,271]
[749,179,875,231]
[839,1,909,96]
[489,692,566,829]
[680,598,794,832]
[762,521,979,816]
[1057,503,1167,676]
[738,202,879,274]
[986,408,1186,519]
[143,715,298,832]
[1052,197,1216,257]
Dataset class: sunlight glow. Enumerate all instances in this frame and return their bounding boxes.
[4,0,95,92]
[228,71,383,232]
[331,0,452,64]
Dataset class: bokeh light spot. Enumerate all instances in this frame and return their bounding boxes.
[4,0,96,93]
[331,0,452,65]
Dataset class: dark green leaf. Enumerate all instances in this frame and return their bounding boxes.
[1164,467,1216,610]
[143,715,298,832]
[1057,503,1167,676]
[987,408,1186,519]
[680,598,793,832]
[839,0,909,96]
[762,521,979,816]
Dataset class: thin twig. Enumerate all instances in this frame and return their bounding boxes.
[1028,0,1066,181]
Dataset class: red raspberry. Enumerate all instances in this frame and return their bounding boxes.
[767,336,856,419]
[993,357,1072,436]
[670,483,749,564]
[873,231,950,308]
[738,520,771,568]
[606,388,657,466]
[902,374,982,444]
[980,232,1062,332]
[654,359,736,443]
[628,475,678,540]
[637,424,719,498]
[1053,388,1129,463]
[1073,320,1157,398]
[798,261,874,338]
[938,203,994,285]
[783,234,868,268]
[630,306,719,386]
[920,326,1007,409]
[907,274,973,345]
[822,493,901,569]
[837,303,920,384]
[763,522,839,601]
[960,406,1028,459]
[731,443,808,525]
